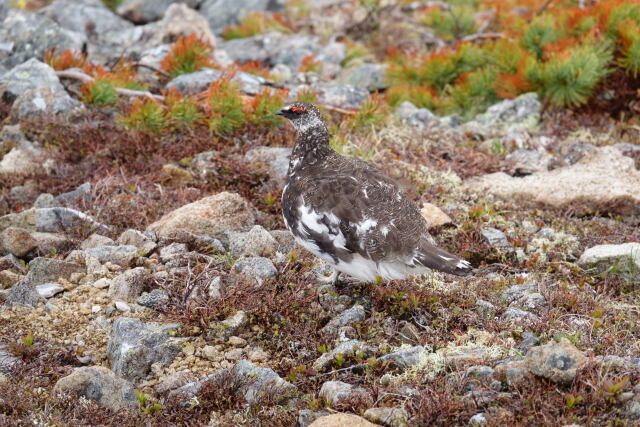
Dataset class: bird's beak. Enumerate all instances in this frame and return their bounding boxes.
[276,109,286,116]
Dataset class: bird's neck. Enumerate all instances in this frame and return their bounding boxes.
[288,124,332,174]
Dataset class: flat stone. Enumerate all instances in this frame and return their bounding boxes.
[319,380,372,408]
[232,256,277,285]
[321,304,366,335]
[36,282,64,298]
[578,243,640,282]
[229,225,278,258]
[27,257,84,286]
[467,146,640,216]
[309,414,377,427]
[420,203,452,228]
[379,346,427,370]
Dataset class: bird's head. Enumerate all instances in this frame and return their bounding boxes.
[276,102,326,134]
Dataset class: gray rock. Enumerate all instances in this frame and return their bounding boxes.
[0,227,38,257]
[229,225,278,258]
[313,339,373,371]
[502,307,539,323]
[36,207,111,234]
[10,86,84,121]
[470,92,541,130]
[107,317,181,382]
[338,63,388,92]
[244,146,291,187]
[159,242,188,263]
[379,346,427,369]
[0,343,21,372]
[114,300,131,312]
[493,358,529,387]
[321,304,366,335]
[505,149,552,176]
[137,288,169,309]
[475,299,496,317]
[500,283,537,302]
[469,412,487,425]
[233,256,277,285]
[524,338,587,384]
[319,380,371,407]
[155,370,197,394]
[27,257,84,286]
[53,366,137,411]
[117,229,157,256]
[33,193,58,208]
[626,401,640,420]
[231,359,296,405]
[466,365,494,378]
[222,310,248,334]
[81,234,116,250]
[200,0,285,33]
[117,0,200,24]
[0,11,86,69]
[108,267,148,302]
[36,282,64,298]
[6,277,44,307]
[394,101,437,129]
[270,229,296,254]
[316,84,369,109]
[55,182,92,206]
[39,0,133,38]
[0,58,65,103]
[363,407,408,427]
[166,67,274,96]
[85,245,138,267]
[0,1,8,23]
[578,243,640,282]
[510,292,546,313]
[481,227,509,248]
[0,254,26,273]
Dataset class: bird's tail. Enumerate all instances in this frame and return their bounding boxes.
[414,242,473,276]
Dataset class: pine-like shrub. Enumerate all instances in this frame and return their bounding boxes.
[205,78,246,134]
[44,48,87,71]
[119,98,168,135]
[160,34,215,78]
[246,88,287,128]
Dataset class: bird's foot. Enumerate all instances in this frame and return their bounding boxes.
[318,269,341,286]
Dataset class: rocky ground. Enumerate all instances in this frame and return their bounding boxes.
[1,0,640,426]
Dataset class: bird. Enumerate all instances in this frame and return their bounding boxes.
[277,101,472,284]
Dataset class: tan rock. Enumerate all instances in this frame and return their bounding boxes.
[420,203,452,228]
[53,366,136,411]
[1,227,37,257]
[524,338,587,384]
[153,3,216,46]
[466,146,640,216]
[309,414,379,427]
[147,192,256,239]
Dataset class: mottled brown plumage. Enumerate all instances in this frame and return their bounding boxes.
[278,102,472,282]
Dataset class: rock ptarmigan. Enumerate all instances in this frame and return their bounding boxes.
[277,102,472,283]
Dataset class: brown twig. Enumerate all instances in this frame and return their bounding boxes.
[132,63,172,79]
[461,32,505,42]
[324,105,359,116]
[55,70,165,101]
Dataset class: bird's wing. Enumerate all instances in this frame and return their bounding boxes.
[292,159,429,264]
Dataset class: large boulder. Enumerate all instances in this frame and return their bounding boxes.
[466,146,640,216]
[147,192,256,239]
[578,243,640,282]
[53,366,137,411]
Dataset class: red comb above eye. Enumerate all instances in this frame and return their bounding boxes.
[291,107,305,112]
